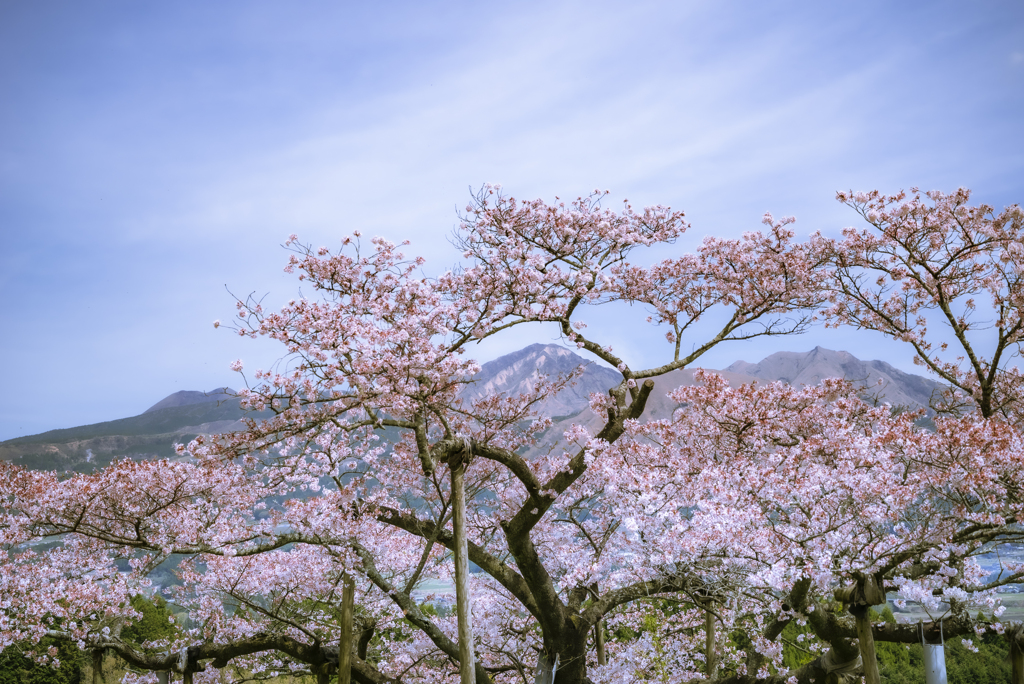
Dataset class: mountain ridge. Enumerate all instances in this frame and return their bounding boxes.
[726,346,944,411]
[460,343,623,419]
[144,387,234,413]
[1,345,946,471]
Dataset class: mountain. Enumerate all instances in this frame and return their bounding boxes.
[460,343,623,418]
[725,346,945,412]
[144,388,234,413]
[522,364,761,457]
[0,389,266,471]
[0,345,946,472]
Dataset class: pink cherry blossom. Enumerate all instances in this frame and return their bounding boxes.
[2,187,1022,684]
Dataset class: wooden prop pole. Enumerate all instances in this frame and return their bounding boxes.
[1009,623,1024,684]
[705,609,718,678]
[338,573,355,684]
[452,456,476,684]
[851,605,881,684]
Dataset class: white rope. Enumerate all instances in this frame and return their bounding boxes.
[820,649,862,674]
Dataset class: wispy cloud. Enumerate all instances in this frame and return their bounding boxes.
[1,0,1022,438]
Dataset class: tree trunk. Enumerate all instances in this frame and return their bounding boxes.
[552,633,589,684]
[92,649,104,684]
[850,605,880,684]
[338,573,355,684]
[452,461,476,684]
[594,619,606,667]
[705,609,718,678]
[1010,625,1024,684]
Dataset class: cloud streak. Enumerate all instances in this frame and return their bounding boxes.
[1,0,1022,438]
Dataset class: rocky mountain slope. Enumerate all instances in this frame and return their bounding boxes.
[726,346,945,412]
[459,343,623,418]
[0,345,946,471]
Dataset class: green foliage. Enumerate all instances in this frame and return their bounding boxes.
[873,606,923,684]
[121,594,178,646]
[943,633,1010,684]
[780,604,1012,684]
[780,615,820,670]
[0,636,81,684]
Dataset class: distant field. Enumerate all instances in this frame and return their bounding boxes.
[893,591,1024,624]
[411,577,456,604]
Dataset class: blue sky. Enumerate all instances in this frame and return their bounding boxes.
[1,0,1022,440]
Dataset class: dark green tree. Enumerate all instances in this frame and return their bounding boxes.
[0,636,81,684]
[120,594,177,646]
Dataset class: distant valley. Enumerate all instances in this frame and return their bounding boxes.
[0,345,945,472]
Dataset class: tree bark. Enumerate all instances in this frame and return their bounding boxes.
[705,608,718,678]
[452,460,476,684]
[1010,624,1024,684]
[339,573,355,684]
[92,649,104,684]
[552,631,588,684]
[594,619,606,667]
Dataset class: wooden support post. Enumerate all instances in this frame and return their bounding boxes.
[338,573,355,684]
[850,605,881,684]
[705,609,718,678]
[452,458,476,684]
[178,646,191,684]
[835,573,884,684]
[595,619,606,666]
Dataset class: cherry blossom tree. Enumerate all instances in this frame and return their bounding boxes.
[212,188,823,684]
[599,371,1024,683]
[2,187,827,683]
[813,187,1024,680]
[3,186,1023,684]
[816,188,1024,423]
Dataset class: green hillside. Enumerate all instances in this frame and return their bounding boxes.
[0,392,271,472]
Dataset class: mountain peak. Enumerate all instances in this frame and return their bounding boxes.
[464,344,621,418]
[725,349,943,410]
[144,388,234,414]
